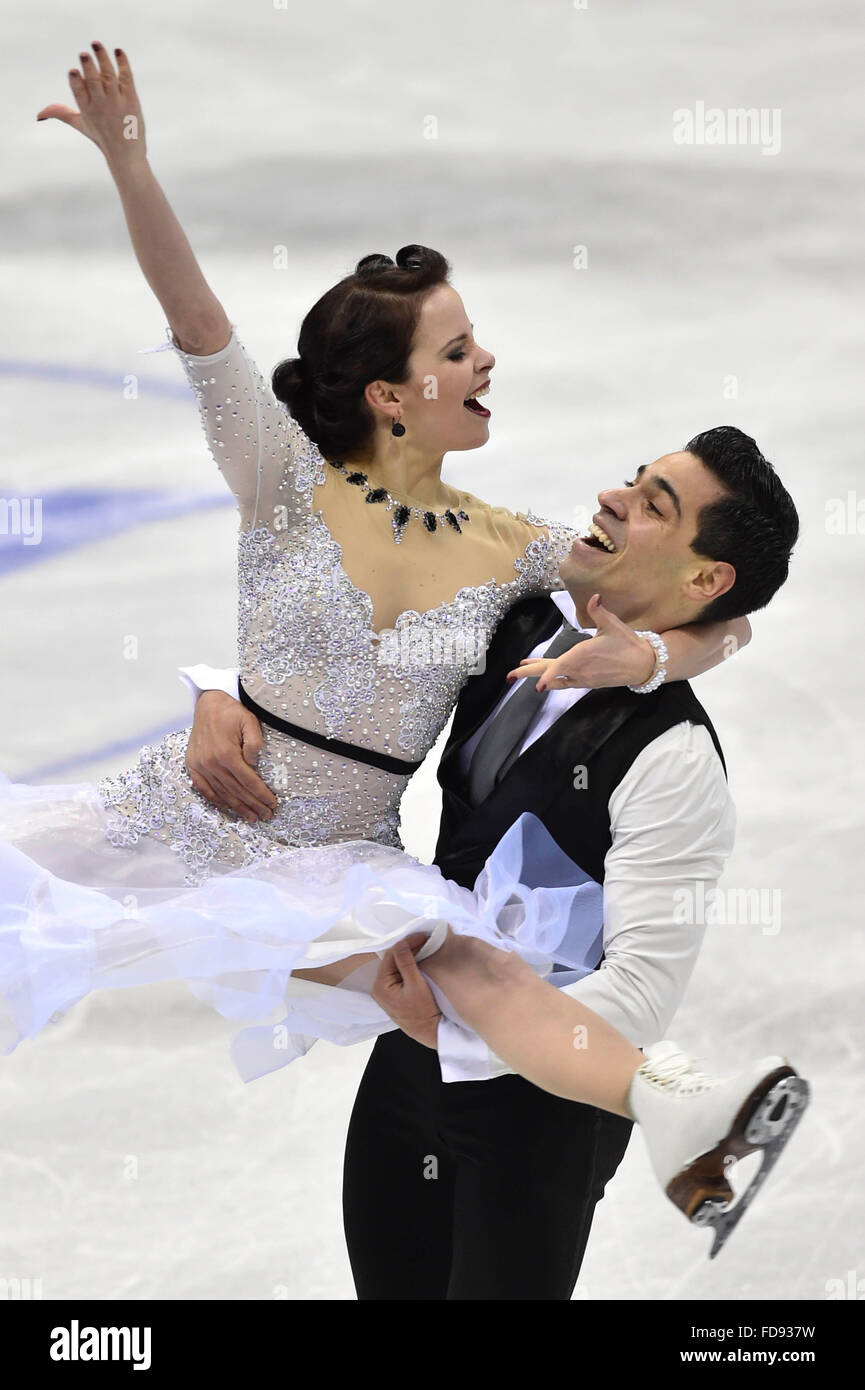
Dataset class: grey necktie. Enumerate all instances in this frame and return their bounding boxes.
[467,620,590,806]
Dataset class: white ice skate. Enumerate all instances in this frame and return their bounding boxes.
[628,1040,810,1258]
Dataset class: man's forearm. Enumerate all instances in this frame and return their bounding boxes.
[555,934,702,1046]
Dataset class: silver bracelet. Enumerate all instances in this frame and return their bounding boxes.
[628,631,669,694]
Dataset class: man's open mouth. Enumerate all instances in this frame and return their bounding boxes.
[580,522,618,553]
[463,383,491,418]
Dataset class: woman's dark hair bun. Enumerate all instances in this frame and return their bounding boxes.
[354,246,447,280]
[355,253,396,277]
[395,244,435,271]
[270,356,310,420]
[272,244,451,459]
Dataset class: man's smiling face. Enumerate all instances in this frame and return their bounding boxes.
[559,450,736,629]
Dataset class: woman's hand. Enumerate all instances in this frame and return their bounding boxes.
[507,593,656,692]
[37,42,147,167]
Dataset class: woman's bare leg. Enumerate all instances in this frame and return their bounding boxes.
[291,951,379,986]
[422,933,642,1118]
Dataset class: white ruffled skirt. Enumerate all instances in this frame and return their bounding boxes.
[0,774,604,1083]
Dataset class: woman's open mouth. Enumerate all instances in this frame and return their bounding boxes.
[464,382,491,418]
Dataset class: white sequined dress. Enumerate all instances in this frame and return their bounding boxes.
[0,325,603,1082]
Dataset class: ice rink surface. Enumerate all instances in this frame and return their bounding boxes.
[1,0,863,1300]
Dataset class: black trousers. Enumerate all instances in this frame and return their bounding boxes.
[342,1027,633,1300]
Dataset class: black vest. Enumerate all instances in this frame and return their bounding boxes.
[433,595,726,890]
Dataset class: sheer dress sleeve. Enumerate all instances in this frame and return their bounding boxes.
[512,508,578,594]
[165,324,316,531]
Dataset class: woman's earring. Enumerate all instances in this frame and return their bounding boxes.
[391,415,406,437]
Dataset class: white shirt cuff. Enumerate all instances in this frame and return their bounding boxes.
[178,664,240,715]
[435,1015,516,1083]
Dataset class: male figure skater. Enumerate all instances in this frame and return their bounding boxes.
[185,427,798,1298]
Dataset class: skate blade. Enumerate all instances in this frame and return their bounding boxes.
[668,1068,810,1259]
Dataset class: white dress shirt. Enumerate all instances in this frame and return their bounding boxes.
[179,594,735,1083]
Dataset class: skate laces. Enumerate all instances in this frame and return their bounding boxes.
[640,1050,720,1096]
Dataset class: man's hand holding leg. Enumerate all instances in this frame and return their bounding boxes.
[371,929,525,1051]
[372,933,444,1049]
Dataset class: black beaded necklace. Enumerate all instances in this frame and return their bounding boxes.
[326,458,470,545]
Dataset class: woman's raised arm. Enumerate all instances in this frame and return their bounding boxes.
[37,42,230,355]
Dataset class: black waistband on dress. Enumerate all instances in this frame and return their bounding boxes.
[237,679,423,777]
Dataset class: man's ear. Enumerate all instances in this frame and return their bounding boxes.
[684,557,736,607]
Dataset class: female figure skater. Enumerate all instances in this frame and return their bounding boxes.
[7,42,807,1253]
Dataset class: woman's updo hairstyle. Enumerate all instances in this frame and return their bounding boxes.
[272,244,451,459]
